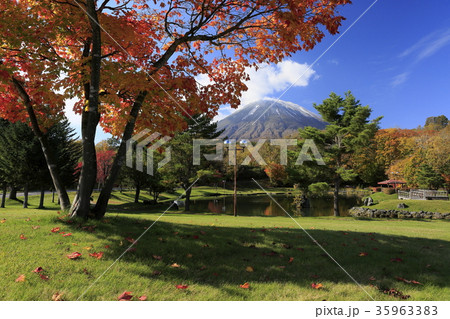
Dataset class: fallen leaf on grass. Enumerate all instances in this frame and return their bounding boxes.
[1,219,6,223]
[104,245,110,249]
[67,252,82,259]
[245,266,254,272]
[25,218,31,222]
[125,237,135,243]
[369,276,376,281]
[359,252,368,257]
[15,275,26,282]
[118,291,133,301]
[311,283,323,289]
[89,252,103,259]
[52,292,63,301]
[152,255,162,260]
[278,266,286,269]
[126,247,136,252]
[20,234,27,240]
[288,257,294,263]
[395,277,423,285]
[32,267,43,273]
[62,233,72,237]
[192,235,199,239]
[32,226,40,229]
[199,266,207,271]
[175,285,188,289]
[39,274,49,281]
[186,254,193,258]
[138,295,147,301]
[240,282,250,289]
[83,247,92,250]
[50,227,60,233]
[390,257,403,262]
[171,263,181,268]
[152,270,161,276]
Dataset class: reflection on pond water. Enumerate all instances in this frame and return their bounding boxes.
[189,195,362,217]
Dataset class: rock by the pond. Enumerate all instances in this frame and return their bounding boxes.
[363,197,373,206]
[349,206,449,220]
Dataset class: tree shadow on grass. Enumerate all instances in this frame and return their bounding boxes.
[57,214,450,300]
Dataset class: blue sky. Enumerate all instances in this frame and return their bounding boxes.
[215,0,450,129]
[67,0,450,141]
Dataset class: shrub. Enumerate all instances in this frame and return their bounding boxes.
[381,188,395,194]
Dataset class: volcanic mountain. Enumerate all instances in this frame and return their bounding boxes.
[217,98,326,139]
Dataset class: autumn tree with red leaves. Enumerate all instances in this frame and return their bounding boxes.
[0,0,351,218]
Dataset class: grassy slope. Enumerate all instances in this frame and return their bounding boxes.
[0,192,449,301]
[363,192,450,213]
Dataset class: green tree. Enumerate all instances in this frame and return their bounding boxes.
[416,164,444,190]
[162,114,223,211]
[425,115,448,130]
[299,92,382,216]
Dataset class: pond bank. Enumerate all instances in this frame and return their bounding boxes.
[349,206,450,219]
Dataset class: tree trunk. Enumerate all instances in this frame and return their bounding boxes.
[1,184,6,208]
[11,78,71,211]
[184,187,192,211]
[9,186,17,200]
[38,186,45,209]
[52,188,55,203]
[70,0,102,219]
[92,92,147,219]
[23,184,29,208]
[333,177,340,217]
[134,184,141,204]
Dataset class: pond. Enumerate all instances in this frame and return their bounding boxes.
[188,194,362,217]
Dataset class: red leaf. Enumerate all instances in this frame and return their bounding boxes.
[288,257,294,263]
[192,235,199,239]
[20,234,27,240]
[175,285,188,289]
[39,274,49,281]
[152,255,162,260]
[66,252,82,259]
[51,227,60,233]
[62,233,72,237]
[104,245,110,249]
[125,237,135,243]
[391,257,403,262]
[311,283,323,289]
[89,252,103,259]
[32,267,43,273]
[118,291,133,301]
[359,252,368,257]
[138,295,147,301]
[15,274,26,282]
[240,282,250,289]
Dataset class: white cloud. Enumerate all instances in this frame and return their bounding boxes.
[391,72,410,87]
[64,97,81,130]
[240,60,316,106]
[399,28,450,63]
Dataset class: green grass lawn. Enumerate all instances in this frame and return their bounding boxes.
[0,191,449,301]
[364,192,450,213]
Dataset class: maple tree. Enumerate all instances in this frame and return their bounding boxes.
[0,0,351,218]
